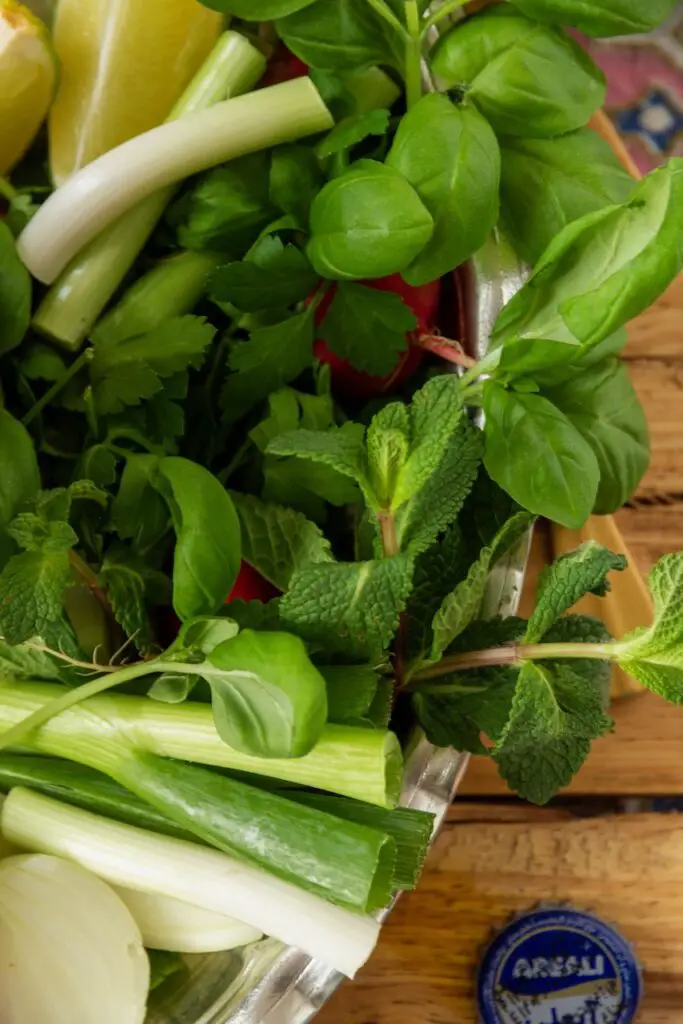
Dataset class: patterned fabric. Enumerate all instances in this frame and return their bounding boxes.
[578,5,683,172]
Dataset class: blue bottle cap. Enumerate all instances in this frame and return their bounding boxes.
[477,905,642,1024]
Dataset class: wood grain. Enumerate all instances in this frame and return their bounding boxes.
[319,812,683,1023]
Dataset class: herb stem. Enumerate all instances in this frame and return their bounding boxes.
[22,348,93,427]
[0,660,161,752]
[411,641,615,682]
[417,333,477,368]
[367,0,410,37]
[379,510,399,558]
[423,0,468,34]
[404,0,423,110]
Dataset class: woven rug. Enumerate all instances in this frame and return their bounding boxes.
[579,5,683,172]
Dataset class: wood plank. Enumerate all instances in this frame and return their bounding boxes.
[318,812,683,1024]
[626,276,683,361]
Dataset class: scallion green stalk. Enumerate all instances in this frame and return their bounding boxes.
[2,788,381,978]
[19,77,333,284]
[91,250,220,346]
[0,682,402,807]
[32,30,266,350]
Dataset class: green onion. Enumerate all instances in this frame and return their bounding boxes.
[91,251,221,346]
[19,77,333,284]
[0,754,195,841]
[32,30,266,350]
[0,682,401,806]
[287,792,434,892]
[0,751,397,912]
[2,788,381,978]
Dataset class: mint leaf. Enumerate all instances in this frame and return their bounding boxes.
[267,422,373,503]
[524,541,627,643]
[493,661,612,804]
[392,375,463,509]
[98,548,157,652]
[430,512,533,661]
[319,282,415,376]
[366,403,410,506]
[317,108,391,159]
[396,421,483,554]
[230,491,334,591]
[221,308,314,424]
[0,638,65,682]
[614,553,683,701]
[281,554,414,657]
[210,243,318,312]
[414,665,517,755]
[8,515,77,554]
[406,524,470,661]
[0,550,73,645]
[543,614,613,706]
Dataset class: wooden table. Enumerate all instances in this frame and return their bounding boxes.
[319,279,683,1024]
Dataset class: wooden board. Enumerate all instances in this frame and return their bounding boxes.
[318,810,683,1024]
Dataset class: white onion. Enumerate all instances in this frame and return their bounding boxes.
[0,853,149,1023]
[17,78,333,284]
[114,885,263,953]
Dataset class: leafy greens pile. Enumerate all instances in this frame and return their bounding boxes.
[0,0,682,944]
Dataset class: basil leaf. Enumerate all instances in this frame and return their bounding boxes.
[500,129,634,265]
[483,383,599,528]
[544,359,649,514]
[203,629,328,757]
[111,454,169,552]
[431,9,605,137]
[386,95,500,285]
[276,0,404,72]
[494,160,683,351]
[152,457,241,620]
[200,0,315,15]
[0,221,31,356]
[307,160,434,280]
[0,410,40,568]
[507,0,679,37]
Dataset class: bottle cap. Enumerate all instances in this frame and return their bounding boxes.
[477,905,642,1023]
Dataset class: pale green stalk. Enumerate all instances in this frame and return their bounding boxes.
[33,31,266,351]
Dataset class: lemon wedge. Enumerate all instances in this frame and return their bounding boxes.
[0,1,56,175]
[49,0,223,185]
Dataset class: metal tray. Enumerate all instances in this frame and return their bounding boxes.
[145,232,530,1024]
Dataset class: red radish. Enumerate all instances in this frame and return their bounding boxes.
[226,561,280,603]
[314,275,442,398]
[262,45,308,87]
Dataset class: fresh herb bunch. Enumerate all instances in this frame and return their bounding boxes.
[1,0,682,815]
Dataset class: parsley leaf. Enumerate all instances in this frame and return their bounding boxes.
[221,308,315,424]
[91,317,215,415]
[493,661,612,804]
[524,541,627,643]
[319,282,415,376]
[210,242,318,312]
[316,108,391,159]
[230,491,334,591]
